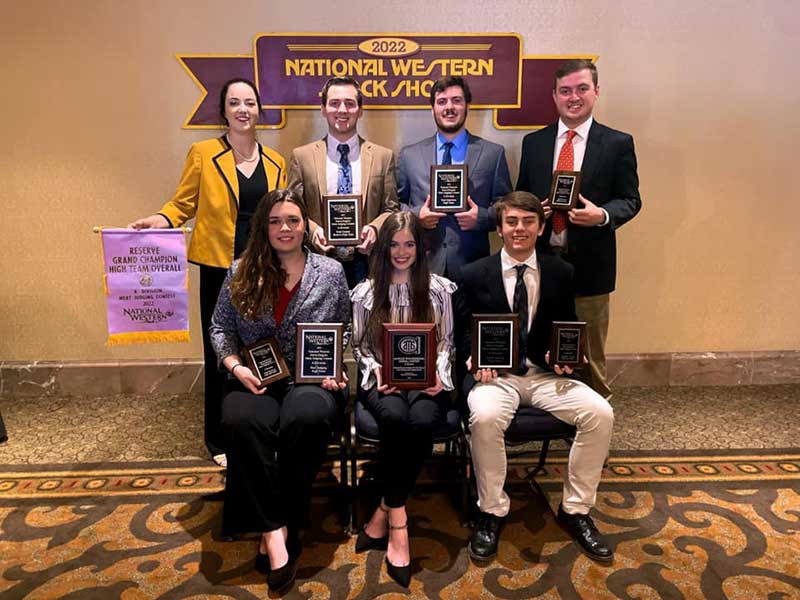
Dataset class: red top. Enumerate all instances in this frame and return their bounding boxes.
[274,280,301,327]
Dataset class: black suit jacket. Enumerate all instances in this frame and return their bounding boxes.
[454,252,578,395]
[516,121,641,296]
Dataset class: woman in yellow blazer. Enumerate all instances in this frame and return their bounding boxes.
[130,78,287,465]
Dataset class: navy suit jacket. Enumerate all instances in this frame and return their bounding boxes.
[454,252,578,395]
[516,121,641,296]
[398,131,512,279]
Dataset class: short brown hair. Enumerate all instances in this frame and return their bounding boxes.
[320,77,363,107]
[553,59,598,89]
[429,76,472,106]
[495,191,545,224]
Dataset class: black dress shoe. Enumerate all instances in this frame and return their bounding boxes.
[267,556,297,593]
[355,528,389,552]
[557,504,614,563]
[469,512,504,561]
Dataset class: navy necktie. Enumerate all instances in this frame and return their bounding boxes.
[441,141,454,165]
[337,143,352,194]
[513,264,529,373]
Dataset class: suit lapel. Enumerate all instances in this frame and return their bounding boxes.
[282,253,318,329]
[581,121,604,186]
[313,139,327,198]
[539,125,558,186]
[359,137,373,205]
[466,132,483,173]
[486,254,512,312]
[212,138,239,205]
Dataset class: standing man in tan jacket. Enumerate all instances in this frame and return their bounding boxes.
[288,77,399,287]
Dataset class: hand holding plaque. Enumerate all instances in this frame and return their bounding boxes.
[430,164,468,213]
[549,321,586,368]
[549,171,582,211]
[242,336,290,388]
[323,195,363,246]
[470,314,519,373]
[381,323,436,390]
[294,323,344,384]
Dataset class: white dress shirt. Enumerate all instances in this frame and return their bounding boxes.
[326,134,362,195]
[500,248,540,333]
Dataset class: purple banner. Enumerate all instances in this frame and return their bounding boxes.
[101,229,189,345]
[178,33,595,130]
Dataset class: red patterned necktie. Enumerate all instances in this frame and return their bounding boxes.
[553,130,577,235]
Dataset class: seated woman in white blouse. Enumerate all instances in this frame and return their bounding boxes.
[350,211,456,588]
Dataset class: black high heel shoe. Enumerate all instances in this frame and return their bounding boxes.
[355,503,389,553]
[355,528,389,552]
[385,521,411,588]
[267,556,297,593]
[256,529,302,577]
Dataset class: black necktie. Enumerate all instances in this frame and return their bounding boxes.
[513,264,529,373]
[442,141,454,165]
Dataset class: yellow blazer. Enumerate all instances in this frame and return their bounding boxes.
[287,137,398,238]
[158,136,287,268]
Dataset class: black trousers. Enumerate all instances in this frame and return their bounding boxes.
[220,383,340,536]
[199,264,228,456]
[0,410,7,444]
[361,386,449,508]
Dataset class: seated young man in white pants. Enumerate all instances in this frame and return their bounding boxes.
[454,191,614,563]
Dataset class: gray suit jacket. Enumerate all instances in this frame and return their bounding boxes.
[397,131,511,278]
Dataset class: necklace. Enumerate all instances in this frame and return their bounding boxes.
[226,135,259,162]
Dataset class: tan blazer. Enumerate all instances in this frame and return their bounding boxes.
[158,137,287,268]
[287,137,399,237]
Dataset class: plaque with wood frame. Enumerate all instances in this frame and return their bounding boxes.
[294,323,344,384]
[323,194,363,246]
[471,314,520,372]
[549,170,582,210]
[381,323,437,390]
[430,164,468,213]
[242,336,290,388]
[549,321,586,367]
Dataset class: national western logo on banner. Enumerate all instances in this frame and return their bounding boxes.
[99,229,190,345]
[177,32,595,130]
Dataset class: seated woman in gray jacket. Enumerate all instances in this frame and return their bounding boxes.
[210,188,350,594]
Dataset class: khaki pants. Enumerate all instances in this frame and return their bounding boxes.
[575,293,611,399]
[467,368,614,517]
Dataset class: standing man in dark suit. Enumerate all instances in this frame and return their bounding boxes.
[517,59,641,398]
[455,191,615,564]
[288,77,399,288]
[398,76,512,279]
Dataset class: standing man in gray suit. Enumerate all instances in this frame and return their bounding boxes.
[397,76,512,279]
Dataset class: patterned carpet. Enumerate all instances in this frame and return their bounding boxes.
[2,450,799,599]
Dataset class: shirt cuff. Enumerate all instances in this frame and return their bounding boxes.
[436,351,454,391]
[598,208,610,227]
[359,356,382,390]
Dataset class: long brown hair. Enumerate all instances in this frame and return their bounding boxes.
[366,212,433,346]
[230,188,309,320]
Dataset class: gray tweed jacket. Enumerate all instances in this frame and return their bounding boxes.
[210,251,351,374]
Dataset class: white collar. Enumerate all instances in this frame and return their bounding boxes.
[500,248,538,273]
[557,116,593,140]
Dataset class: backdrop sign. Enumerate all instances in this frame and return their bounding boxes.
[100,229,190,346]
[177,33,595,130]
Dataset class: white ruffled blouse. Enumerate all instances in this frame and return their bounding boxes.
[350,274,457,391]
